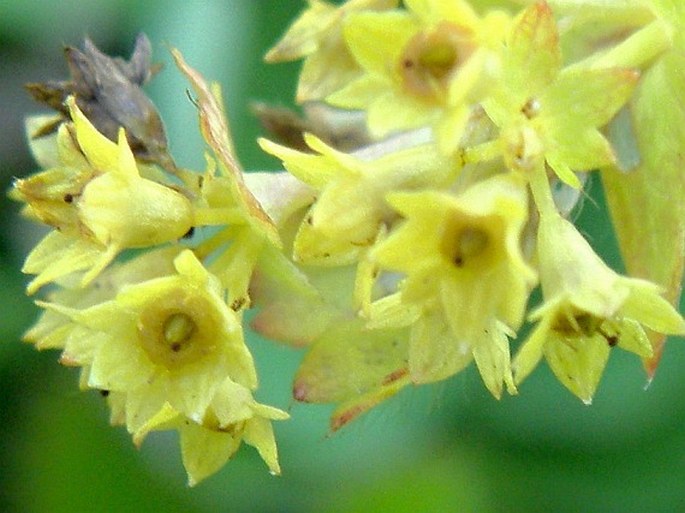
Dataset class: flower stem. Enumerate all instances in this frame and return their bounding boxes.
[575,19,672,71]
[528,163,558,218]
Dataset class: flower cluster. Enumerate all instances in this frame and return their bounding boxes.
[12,0,685,484]
[15,40,287,485]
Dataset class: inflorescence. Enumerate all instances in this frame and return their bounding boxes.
[11,0,685,484]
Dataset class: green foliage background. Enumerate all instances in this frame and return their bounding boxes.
[1,1,685,512]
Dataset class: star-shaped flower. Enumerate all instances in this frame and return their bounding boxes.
[39,250,257,423]
[371,173,537,393]
[481,1,639,187]
[27,248,287,484]
[129,377,288,485]
[513,213,685,402]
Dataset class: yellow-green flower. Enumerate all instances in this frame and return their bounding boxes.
[131,377,288,485]
[16,97,194,291]
[40,250,256,424]
[260,133,458,265]
[481,1,639,187]
[250,246,343,347]
[374,173,535,335]
[371,173,536,393]
[513,213,685,402]
[30,248,287,485]
[24,246,181,362]
[327,0,509,151]
[265,0,398,102]
[14,123,94,233]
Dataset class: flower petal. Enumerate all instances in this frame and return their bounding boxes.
[180,420,242,486]
[543,332,611,404]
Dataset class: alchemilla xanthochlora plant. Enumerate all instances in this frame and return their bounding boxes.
[11,0,685,485]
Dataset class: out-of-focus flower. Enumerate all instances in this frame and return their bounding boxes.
[327,0,510,152]
[292,318,410,431]
[480,2,639,187]
[265,0,399,102]
[249,232,410,431]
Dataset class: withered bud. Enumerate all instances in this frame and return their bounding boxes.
[251,102,311,152]
[252,101,370,153]
[25,34,174,171]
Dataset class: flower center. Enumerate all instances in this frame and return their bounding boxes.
[521,98,541,119]
[452,227,489,267]
[399,22,473,98]
[137,288,221,369]
[502,122,544,173]
[163,313,196,353]
[553,311,619,346]
[554,312,595,334]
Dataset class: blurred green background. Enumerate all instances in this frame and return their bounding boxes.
[2,1,685,512]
